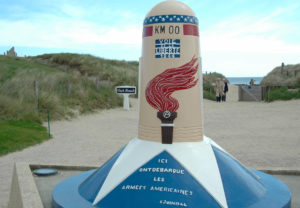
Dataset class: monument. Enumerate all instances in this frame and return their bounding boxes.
[52,1,291,207]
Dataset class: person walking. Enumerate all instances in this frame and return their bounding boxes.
[222,79,228,102]
[214,78,224,102]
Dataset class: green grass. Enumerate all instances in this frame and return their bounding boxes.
[0,120,50,156]
[265,87,300,102]
[0,53,137,155]
[0,56,58,83]
[203,90,216,101]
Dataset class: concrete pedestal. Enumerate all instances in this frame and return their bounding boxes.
[52,137,291,208]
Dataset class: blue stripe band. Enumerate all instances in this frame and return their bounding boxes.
[144,14,198,25]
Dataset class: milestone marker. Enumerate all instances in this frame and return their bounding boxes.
[52,1,291,208]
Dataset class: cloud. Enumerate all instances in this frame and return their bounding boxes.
[202,16,300,54]
[0,16,142,50]
[60,4,85,18]
[200,4,300,76]
[1,0,299,76]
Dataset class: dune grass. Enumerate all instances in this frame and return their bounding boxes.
[0,119,50,156]
[0,54,137,155]
[0,54,136,121]
[261,63,300,87]
[265,87,300,102]
[33,53,138,89]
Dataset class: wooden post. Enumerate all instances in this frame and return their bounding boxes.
[47,109,50,138]
[66,80,70,98]
[34,80,40,114]
[96,77,100,90]
[34,80,39,97]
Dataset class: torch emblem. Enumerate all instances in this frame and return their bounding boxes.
[145,57,199,144]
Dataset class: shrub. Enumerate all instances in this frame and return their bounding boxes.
[203,90,216,101]
[265,87,300,102]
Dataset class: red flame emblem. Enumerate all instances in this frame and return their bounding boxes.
[145,57,199,112]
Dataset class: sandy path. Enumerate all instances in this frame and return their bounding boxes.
[203,99,300,170]
[1,98,300,207]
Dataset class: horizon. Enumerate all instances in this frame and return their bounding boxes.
[1,0,300,77]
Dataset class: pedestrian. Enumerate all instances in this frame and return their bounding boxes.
[222,79,228,102]
[214,78,224,102]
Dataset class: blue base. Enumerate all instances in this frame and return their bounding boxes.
[52,169,97,208]
[52,169,291,208]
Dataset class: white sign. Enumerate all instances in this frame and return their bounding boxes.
[115,86,136,110]
[116,86,136,94]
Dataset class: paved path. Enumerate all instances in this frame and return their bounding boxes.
[1,98,300,207]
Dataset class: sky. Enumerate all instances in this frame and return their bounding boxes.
[0,0,299,77]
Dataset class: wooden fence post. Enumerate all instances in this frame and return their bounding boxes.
[47,109,50,138]
[34,80,39,97]
[34,80,40,114]
[66,80,71,98]
[95,77,100,90]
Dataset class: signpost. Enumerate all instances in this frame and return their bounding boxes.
[115,86,136,110]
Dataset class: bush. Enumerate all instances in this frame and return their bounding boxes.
[203,90,216,101]
[265,87,300,102]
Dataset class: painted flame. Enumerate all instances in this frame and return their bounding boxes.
[145,57,199,112]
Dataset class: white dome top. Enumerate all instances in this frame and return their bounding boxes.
[146,0,196,17]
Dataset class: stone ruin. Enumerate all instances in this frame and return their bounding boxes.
[4,47,17,57]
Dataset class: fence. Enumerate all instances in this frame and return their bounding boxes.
[238,85,263,101]
[238,85,295,102]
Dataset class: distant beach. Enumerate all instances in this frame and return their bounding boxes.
[227,77,263,85]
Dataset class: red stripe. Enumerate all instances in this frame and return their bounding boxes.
[143,26,153,37]
[183,25,199,36]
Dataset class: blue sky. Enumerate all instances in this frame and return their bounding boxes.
[0,0,299,76]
